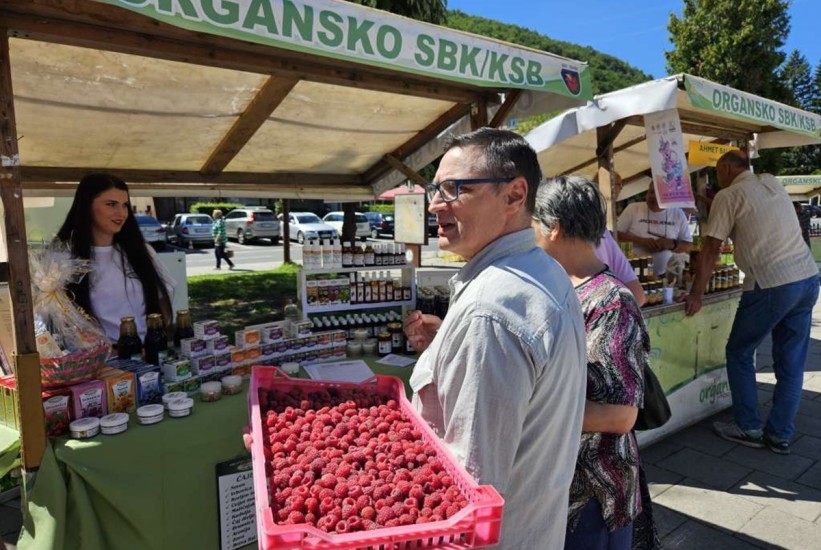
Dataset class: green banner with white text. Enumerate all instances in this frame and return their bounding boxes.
[92,0,591,100]
[684,74,821,139]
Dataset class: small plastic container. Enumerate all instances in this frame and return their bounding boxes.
[362,338,377,355]
[69,417,100,439]
[162,391,188,410]
[346,340,362,357]
[200,381,223,402]
[100,413,129,435]
[352,328,368,342]
[167,397,194,418]
[136,404,165,425]
[221,375,243,395]
[280,362,300,375]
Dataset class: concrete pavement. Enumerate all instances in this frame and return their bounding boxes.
[643,295,821,549]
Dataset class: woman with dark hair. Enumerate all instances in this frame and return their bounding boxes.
[533,175,648,550]
[56,173,174,342]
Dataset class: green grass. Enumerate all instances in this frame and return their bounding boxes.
[187,264,300,341]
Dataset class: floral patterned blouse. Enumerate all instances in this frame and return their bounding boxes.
[567,269,648,532]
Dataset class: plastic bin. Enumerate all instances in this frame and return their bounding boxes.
[249,366,504,550]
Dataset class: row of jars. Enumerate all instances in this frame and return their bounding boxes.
[706,267,740,293]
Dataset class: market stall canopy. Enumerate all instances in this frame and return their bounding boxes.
[525,74,821,197]
[779,176,821,202]
[377,184,425,200]
[1,0,591,201]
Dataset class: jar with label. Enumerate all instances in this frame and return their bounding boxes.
[387,322,404,352]
[353,245,365,267]
[117,317,142,360]
[364,243,375,266]
[377,332,392,356]
[342,242,354,267]
[144,313,168,366]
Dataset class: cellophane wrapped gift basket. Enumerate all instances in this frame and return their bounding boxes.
[30,245,110,390]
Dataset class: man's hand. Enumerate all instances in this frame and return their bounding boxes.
[644,238,664,252]
[403,310,442,354]
[683,293,703,316]
[657,238,676,251]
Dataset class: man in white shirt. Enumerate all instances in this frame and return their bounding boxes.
[617,183,692,277]
[684,151,819,455]
[404,128,587,549]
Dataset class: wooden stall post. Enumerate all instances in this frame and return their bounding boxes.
[596,124,621,233]
[282,199,291,264]
[0,32,46,470]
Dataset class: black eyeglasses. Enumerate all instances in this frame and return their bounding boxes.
[425,178,514,203]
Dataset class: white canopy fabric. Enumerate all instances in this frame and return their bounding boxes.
[526,74,821,194]
[3,0,592,201]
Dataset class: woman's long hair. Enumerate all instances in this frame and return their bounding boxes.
[56,173,170,320]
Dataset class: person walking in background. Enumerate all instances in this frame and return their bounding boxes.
[685,151,819,455]
[211,209,234,270]
[532,176,647,550]
[617,183,692,278]
[404,128,587,549]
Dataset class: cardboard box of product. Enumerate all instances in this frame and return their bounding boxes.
[98,366,137,414]
[133,367,163,406]
[70,379,107,419]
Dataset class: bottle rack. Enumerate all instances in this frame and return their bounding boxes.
[297,264,416,315]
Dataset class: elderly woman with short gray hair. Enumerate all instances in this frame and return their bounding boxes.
[532,175,649,549]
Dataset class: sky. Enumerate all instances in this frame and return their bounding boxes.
[447,0,820,79]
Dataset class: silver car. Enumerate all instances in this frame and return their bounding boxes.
[322,212,371,241]
[224,207,281,245]
[135,214,166,250]
[279,212,337,244]
[167,213,214,247]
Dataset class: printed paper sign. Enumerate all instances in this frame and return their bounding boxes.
[216,456,257,550]
[645,109,695,209]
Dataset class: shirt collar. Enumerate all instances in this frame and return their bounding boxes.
[449,228,536,300]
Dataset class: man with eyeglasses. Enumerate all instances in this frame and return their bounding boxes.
[404,127,587,549]
[617,182,692,278]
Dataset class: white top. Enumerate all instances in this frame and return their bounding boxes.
[410,229,587,550]
[705,171,817,290]
[617,201,692,274]
[89,244,175,342]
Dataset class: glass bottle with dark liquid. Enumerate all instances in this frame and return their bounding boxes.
[173,309,194,348]
[117,316,143,360]
[144,313,168,366]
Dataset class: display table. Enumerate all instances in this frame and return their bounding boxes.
[17,357,415,550]
[0,424,20,479]
[637,289,741,446]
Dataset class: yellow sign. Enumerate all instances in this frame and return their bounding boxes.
[687,142,739,167]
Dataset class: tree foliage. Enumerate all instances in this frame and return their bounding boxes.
[345,0,447,24]
[779,51,821,175]
[666,0,790,102]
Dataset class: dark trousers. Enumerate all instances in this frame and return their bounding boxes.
[214,244,233,268]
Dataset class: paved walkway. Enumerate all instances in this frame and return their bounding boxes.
[645,296,821,549]
[3,295,821,549]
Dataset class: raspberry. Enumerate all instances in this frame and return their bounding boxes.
[399,513,414,525]
[319,473,337,489]
[334,482,349,498]
[376,506,396,525]
[286,510,305,524]
[360,506,376,520]
[335,520,349,533]
[346,516,363,532]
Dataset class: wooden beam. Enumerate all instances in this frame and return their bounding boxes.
[595,119,627,158]
[596,125,618,232]
[0,31,45,470]
[362,103,472,184]
[488,90,522,128]
[562,133,648,176]
[470,96,489,130]
[20,167,362,186]
[623,114,752,142]
[2,9,483,104]
[201,76,299,176]
[383,155,428,187]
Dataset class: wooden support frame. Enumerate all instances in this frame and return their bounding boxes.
[470,97,489,130]
[20,168,362,186]
[200,76,300,176]
[563,132,648,176]
[0,32,45,470]
[488,90,522,128]
[596,125,619,232]
[383,155,428,187]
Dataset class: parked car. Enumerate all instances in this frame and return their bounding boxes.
[135,214,166,249]
[363,212,394,238]
[322,212,371,241]
[223,207,281,245]
[279,212,337,244]
[167,213,214,247]
[428,214,439,236]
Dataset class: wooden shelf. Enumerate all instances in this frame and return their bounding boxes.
[304,300,415,314]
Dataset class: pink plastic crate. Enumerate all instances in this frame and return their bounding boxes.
[249,366,504,550]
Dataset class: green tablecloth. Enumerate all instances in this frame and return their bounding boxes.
[0,424,21,479]
[17,358,415,550]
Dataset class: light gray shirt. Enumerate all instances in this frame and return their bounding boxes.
[410,228,587,549]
